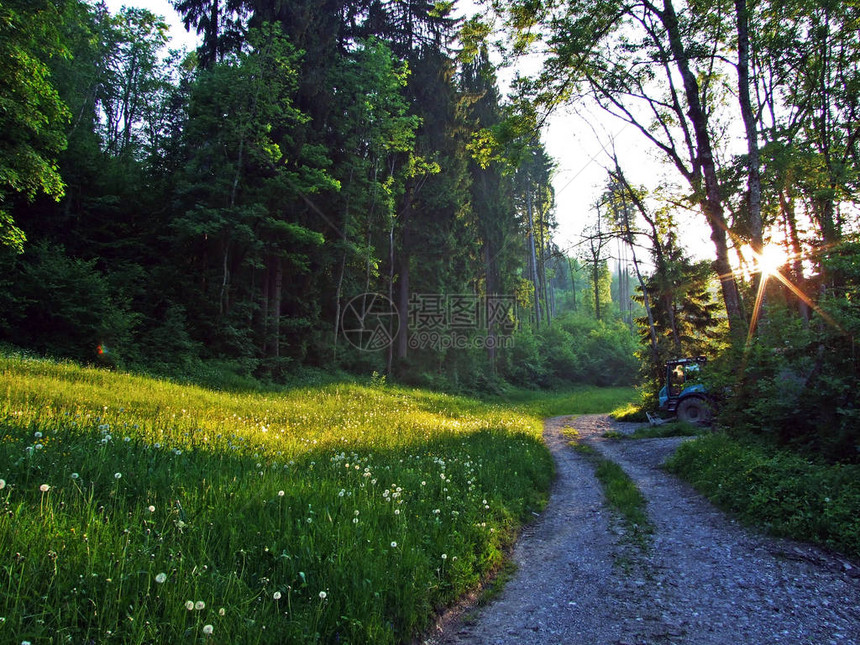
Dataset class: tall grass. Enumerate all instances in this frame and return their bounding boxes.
[492,386,637,419]
[0,354,560,644]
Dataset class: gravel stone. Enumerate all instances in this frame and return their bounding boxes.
[424,415,860,645]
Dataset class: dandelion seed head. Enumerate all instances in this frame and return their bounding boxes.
[273,591,282,600]
[202,624,213,636]
[441,553,447,560]
[195,601,205,610]
[185,601,194,610]
[390,541,397,548]
[39,484,50,492]
[319,591,327,600]
[0,479,5,490]
[114,472,122,479]
[218,607,225,616]
[155,572,167,584]
[148,505,156,513]
[278,490,285,497]
[70,472,79,479]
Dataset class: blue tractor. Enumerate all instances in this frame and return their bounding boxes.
[658,356,713,425]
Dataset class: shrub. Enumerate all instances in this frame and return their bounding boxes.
[666,433,860,558]
[0,242,137,363]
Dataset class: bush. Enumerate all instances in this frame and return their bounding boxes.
[666,433,860,558]
[0,243,138,364]
[499,314,638,388]
[709,302,859,463]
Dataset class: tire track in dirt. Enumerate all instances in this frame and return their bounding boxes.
[426,415,860,645]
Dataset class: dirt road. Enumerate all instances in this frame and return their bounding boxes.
[426,415,860,645]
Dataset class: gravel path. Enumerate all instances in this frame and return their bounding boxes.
[425,414,860,645]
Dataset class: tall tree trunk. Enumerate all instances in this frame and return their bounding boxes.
[259,262,269,355]
[266,255,282,359]
[394,185,415,367]
[484,243,497,369]
[396,250,410,362]
[526,189,542,327]
[735,0,763,258]
[333,254,346,357]
[630,241,660,362]
[219,244,229,316]
[660,0,745,333]
[780,189,811,321]
[567,256,577,311]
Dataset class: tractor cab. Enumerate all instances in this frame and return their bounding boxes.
[658,356,712,425]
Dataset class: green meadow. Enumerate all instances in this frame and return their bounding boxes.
[0,354,632,643]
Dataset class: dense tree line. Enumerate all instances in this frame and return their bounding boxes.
[0,0,639,389]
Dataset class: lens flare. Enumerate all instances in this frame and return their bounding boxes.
[756,245,789,276]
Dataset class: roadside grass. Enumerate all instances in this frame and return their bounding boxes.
[609,401,648,422]
[494,386,637,419]
[591,459,650,532]
[562,423,652,546]
[602,420,701,440]
[0,354,556,644]
[665,433,860,559]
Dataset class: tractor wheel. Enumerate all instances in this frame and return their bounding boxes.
[676,396,713,426]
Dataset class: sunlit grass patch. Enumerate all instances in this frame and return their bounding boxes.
[492,386,637,419]
[609,401,648,422]
[0,354,553,644]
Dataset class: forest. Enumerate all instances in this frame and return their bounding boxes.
[2,0,860,462]
[1,0,640,392]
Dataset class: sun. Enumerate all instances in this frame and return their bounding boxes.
[756,244,789,276]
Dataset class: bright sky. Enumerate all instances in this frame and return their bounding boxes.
[103,0,706,259]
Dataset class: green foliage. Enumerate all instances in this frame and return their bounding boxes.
[0,353,553,644]
[502,313,639,388]
[666,433,860,558]
[0,243,137,363]
[709,270,859,463]
[0,0,70,251]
